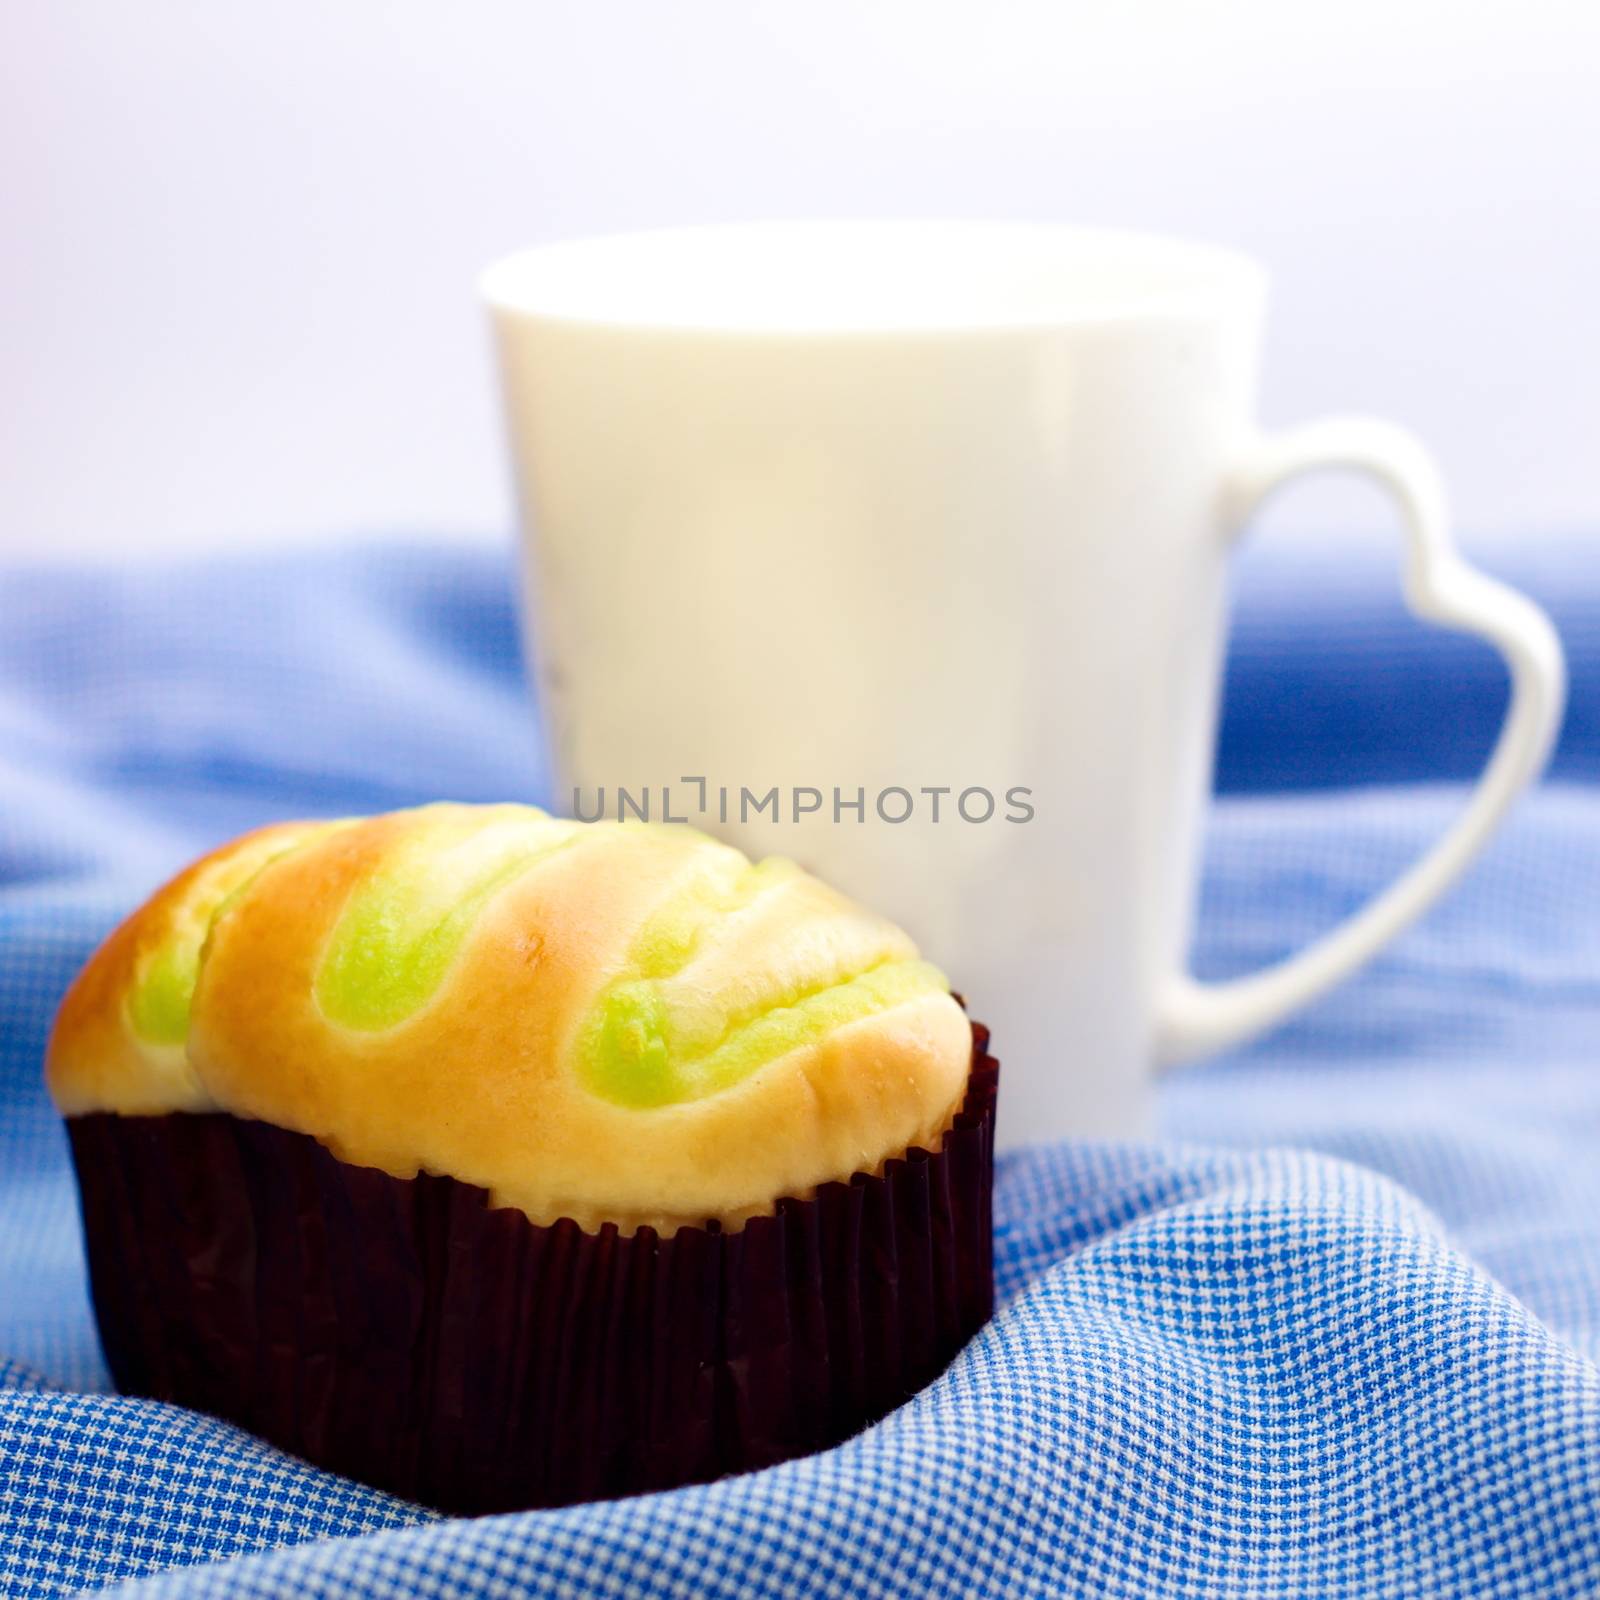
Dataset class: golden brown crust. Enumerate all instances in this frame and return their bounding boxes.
[46,805,971,1231]
[47,821,337,1116]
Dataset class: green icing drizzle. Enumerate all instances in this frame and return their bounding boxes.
[126,822,344,1048]
[579,957,947,1109]
[127,941,198,1046]
[574,854,947,1108]
[314,809,581,1031]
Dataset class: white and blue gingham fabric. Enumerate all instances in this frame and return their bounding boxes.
[2,535,1598,1599]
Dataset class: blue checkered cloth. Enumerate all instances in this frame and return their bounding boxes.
[2,536,1598,1599]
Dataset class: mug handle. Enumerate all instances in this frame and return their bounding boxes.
[1155,417,1567,1066]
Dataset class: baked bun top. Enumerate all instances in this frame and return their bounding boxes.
[47,803,972,1231]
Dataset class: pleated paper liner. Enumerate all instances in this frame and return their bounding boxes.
[67,1025,997,1514]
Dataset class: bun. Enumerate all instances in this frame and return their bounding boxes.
[48,803,971,1231]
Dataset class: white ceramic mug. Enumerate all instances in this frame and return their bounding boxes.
[483,222,1565,1148]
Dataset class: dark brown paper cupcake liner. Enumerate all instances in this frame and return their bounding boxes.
[66,1026,997,1513]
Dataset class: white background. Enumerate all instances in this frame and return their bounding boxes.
[2,0,1596,558]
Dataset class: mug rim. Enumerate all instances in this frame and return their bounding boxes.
[479,220,1267,335]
